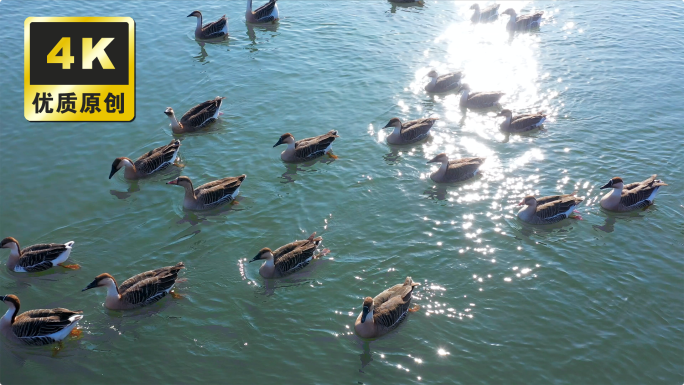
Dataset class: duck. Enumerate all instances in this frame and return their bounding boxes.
[109,139,181,180]
[501,8,543,32]
[164,96,225,134]
[383,117,437,145]
[389,0,424,5]
[1,295,83,346]
[497,109,546,133]
[424,70,464,94]
[249,232,330,278]
[167,175,246,210]
[354,277,420,339]
[470,3,499,23]
[599,175,667,212]
[517,194,584,224]
[273,131,339,162]
[187,11,228,40]
[1,237,78,272]
[246,0,279,24]
[82,263,185,310]
[459,84,504,109]
[427,153,485,183]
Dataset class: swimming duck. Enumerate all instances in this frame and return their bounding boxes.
[427,153,485,183]
[246,0,279,24]
[1,295,83,346]
[1,237,78,272]
[517,194,583,224]
[354,277,420,339]
[599,175,667,212]
[109,139,181,180]
[389,0,425,5]
[497,109,546,133]
[82,263,185,310]
[164,96,225,134]
[501,8,543,32]
[250,232,330,278]
[187,11,228,40]
[470,3,499,23]
[424,70,464,94]
[273,131,339,162]
[459,84,504,109]
[383,117,437,145]
[167,175,246,210]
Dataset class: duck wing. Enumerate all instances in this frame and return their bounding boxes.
[253,0,277,22]
[504,113,546,132]
[194,175,246,206]
[534,195,583,221]
[400,118,437,142]
[18,243,69,272]
[432,73,463,92]
[516,11,543,29]
[467,92,504,108]
[444,157,485,182]
[12,308,82,340]
[201,16,228,39]
[372,277,418,331]
[274,238,322,275]
[180,97,225,129]
[619,175,667,208]
[120,263,185,305]
[134,139,181,175]
[294,131,338,160]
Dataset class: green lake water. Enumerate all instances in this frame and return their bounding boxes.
[0,1,682,383]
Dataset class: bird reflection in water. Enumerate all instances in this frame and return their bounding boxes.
[176,196,245,226]
[109,182,140,200]
[279,158,335,184]
[246,22,280,47]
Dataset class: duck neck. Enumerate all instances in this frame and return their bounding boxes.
[195,15,203,33]
[5,243,21,270]
[247,0,253,13]
[388,125,402,140]
[167,113,182,133]
[436,160,449,176]
[518,202,537,220]
[502,115,512,128]
[121,158,137,178]
[104,280,121,303]
[602,187,623,205]
[460,90,469,105]
[281,141,296,157]
[473,9,480,21]
[1,304,17,328]
[182,183,197,202]
[429,77,437,86]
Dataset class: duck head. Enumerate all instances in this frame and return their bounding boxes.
[273,133,295,147]
[383,117,403,130]
[250,247,273,263]
[496,109,513,118]
[0,237,19,253]
[600,177,624,190]
[426,70,438,79]
[501,8,517,17]
[470,4,480,10]
[109,157,134,179]
[360,297,374,323]
[518,195,537,207]
[187,10,202,18]
[427,153,449,164]
[166,176,194,189]
[82,273,117,292]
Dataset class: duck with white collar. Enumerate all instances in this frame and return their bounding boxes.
[426,153,485,183]
[459,84,504,109]
[501,8,543,32]
[1,294,83,346]
[82,263,185,310]
[355,277,420,339]
[1,237,79,272]
[250,232,330,278]
[424,70,463,94]
[599,175,667,212]
[383,117,438,145]
[109,139,181,180]
[470,3,499,23]
[187,11,228,41]
[497,109,546,133]
[164,96,225,134]
[273,131,339,162]
[167,175,246,210]
[517,194,584,225]
[246,0,279,24]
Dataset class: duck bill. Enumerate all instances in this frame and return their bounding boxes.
[273,138,283,147]
[249,254,261,263]
[82,280,98,292]
[427,155,441,163]
[599,182,612,189]
[187,13,195,17]
[360,306,369,323]
[108,167,118,179]
[518,200,525,206]
[166,179,178,185]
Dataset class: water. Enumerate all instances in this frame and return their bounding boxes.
[1,1,683,383]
